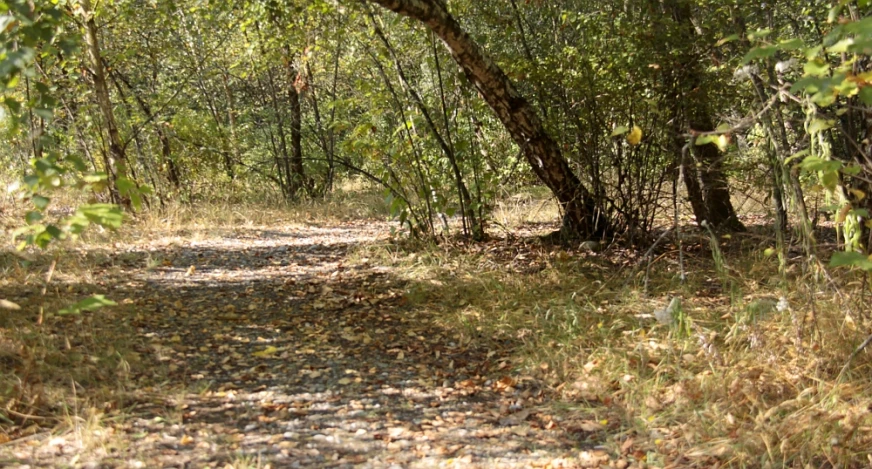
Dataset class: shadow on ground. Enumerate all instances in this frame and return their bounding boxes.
[0,223,589,468]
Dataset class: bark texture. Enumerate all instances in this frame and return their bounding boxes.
[667,0,744,231]
[365,0,610,238]
[285,56,307,196]
[82,0,129,204]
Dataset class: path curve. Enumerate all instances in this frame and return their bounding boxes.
[7,222,586,468]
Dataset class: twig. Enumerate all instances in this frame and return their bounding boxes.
[838,331,872,381]
[676,145,687,285]
[621,227,674,294]
[3,408,49,421]
[643,227,674,294]
[38,258,57,325]
[683,91,782,139]
[0,431,51,448]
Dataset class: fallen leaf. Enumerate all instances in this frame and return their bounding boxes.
[252,346,279,358]
[578,420,605,432]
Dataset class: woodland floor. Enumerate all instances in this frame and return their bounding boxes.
[0,220,605,468]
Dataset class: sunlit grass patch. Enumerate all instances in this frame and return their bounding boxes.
[360,225,872,467]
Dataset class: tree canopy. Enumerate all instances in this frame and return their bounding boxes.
[2,0,871,251]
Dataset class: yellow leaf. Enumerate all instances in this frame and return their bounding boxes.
[716,134,729,151]
[849,188,866,201]
[837,203,852,223]
[337,377,352,385]
[252,346,279,358]
[627,125,643,145]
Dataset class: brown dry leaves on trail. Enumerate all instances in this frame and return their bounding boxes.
[0,221,613,468]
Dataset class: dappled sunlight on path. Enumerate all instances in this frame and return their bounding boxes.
[3,222,586,468]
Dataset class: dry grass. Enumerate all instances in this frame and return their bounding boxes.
[2,185,871,466]
[0,180,392,445]
[356,203,872,467]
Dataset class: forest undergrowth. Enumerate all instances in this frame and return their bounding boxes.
[360,193,872,467]
[1,189,871,468]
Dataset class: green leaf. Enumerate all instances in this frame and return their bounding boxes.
[695,135,718,146]
[807,118,835,134]
[82,173,108,183]
[827,5,842,23]
[748,28,772,40]
[777,38,805,51]
[25,211,42,224]
[742,45,778,64]
[829,251,872,271]
[6,74,20,89]
[791,76,824,94]
[76,204,123,229]
[843,164,863,176]
[57,295,117,316]
[821,170,840,191]
[32,195,50,210]
[715,34,740,47]
[611,125,629,137]
[843,16,872,35]
[33,107,53,120]
[116,177,136,194]
[804,59,830,77]
[829,38,854,53]
[799,155,842,173]
[45,224,63,239]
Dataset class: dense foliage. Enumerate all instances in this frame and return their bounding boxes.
[1,0,871,254]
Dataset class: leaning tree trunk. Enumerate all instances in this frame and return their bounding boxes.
[81,0,129,206]
[364,0,612,239]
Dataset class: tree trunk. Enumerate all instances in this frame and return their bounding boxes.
[678,137,708,225]
[690,113,745,231]
[364,0,611,239]
[284,50,307,197]
[81,0,129,205]
[222,71,242,178]
[667,0,745,231]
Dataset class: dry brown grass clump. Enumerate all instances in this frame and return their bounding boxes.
[359,219,872,467]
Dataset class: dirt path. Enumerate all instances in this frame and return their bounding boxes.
[3,222,589,468]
